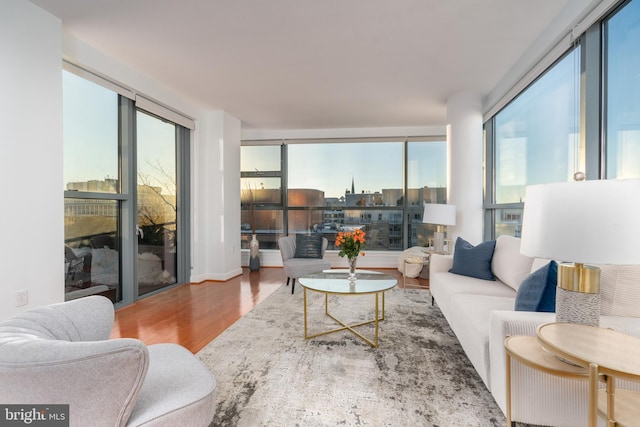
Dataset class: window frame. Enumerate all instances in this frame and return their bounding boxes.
[484,43,586,240]
[484,0,639,240]
[63,65,191,307]
[241,137,448,251]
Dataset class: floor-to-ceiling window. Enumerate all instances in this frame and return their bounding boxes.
[240,144,284,250]
[485,0,640,239]
[407,139,448,247]
[63,70,123,303]
[63,67,191,306]
[240,138,447,251]
[605,0,640,179]
[485,47,581,238]
[288,141,405,250]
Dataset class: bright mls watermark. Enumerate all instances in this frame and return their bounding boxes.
[0,405,69,426]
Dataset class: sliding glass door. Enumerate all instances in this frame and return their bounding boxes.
[63,71,123,303]
[136,111,178,296]
[63,69,189,306]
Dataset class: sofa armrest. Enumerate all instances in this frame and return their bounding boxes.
[429,253,453,276]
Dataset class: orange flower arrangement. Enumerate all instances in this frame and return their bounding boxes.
[335,229,366,259]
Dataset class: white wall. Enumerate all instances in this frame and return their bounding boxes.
[0,1,63,319]
[0,2,245,320]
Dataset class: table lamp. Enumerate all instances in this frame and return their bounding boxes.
[423,203,456,254]
[520,178,640,326]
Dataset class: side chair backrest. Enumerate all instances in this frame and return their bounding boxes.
[278,235,329,262]
[278,236,297,262]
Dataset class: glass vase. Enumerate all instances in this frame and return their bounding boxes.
[348,256,358,280]
[249,234,260,271]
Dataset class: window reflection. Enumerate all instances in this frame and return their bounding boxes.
[495,209,523,238]
[64,198,120,302]
[241,209,283,250]
[407,140,448,246]
[494,49,580,204]
[136,111,178,296]
[287,209,405,250]
[63,71,119,193]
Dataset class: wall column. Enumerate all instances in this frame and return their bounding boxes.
[191,111,242,282]
[447,92,484,245]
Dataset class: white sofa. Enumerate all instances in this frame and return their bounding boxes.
[430,235,640,427]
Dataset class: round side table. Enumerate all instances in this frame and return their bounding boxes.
[504,335,589,425]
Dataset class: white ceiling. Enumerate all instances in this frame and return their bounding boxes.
[31,0,587,130]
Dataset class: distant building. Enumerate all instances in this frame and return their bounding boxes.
[67,178,118,192]
[240,182,449,250]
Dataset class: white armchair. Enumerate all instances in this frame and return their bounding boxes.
[0,296,216,427]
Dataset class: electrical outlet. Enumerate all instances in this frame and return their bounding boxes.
[15,290,28,307]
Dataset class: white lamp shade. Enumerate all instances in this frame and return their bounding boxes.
[520,179,640,265]
[423,204,456,226]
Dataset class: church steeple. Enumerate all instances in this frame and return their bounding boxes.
[351,176,355,195]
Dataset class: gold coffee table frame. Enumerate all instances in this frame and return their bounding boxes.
[299,270,397,348]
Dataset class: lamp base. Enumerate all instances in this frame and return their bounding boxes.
[556,287,600,326]
[433,231,445,254]
[555,262,600,326]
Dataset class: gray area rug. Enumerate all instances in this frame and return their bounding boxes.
[198,283,506,426]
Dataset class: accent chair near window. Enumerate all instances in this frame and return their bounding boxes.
[278,235,331,294]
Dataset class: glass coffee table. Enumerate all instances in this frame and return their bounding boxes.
[298,270,397,348]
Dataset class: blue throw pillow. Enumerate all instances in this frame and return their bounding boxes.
[514,261,557,312]
[294,234,323,258]
[448,237,496,281]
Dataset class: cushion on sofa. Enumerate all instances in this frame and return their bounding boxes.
[449,237,496,280]
[294,234,323,258]
[600,264,640,317]
[491,235,535,291]
[514,261,557,312]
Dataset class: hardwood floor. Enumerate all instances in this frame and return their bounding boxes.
[110,267,425,353]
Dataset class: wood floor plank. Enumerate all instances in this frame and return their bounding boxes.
[110,267,425,353]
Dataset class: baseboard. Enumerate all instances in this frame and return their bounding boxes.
[190,268,243,283]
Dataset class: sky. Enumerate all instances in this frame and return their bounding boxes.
[63,71,176,193]
[243,141,447,199]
